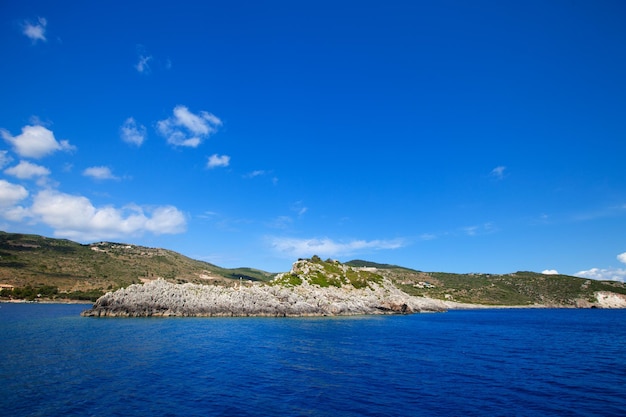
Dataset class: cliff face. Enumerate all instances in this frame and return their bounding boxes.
[81,259,447,317]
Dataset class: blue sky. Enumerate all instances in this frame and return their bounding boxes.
[1,1,625,279]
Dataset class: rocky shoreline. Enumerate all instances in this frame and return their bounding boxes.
[81,254,626,317]
[81,278,448,317]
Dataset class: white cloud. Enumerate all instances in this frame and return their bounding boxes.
[144,206,187,234]
[207,154,230,168]
[463,226,478,236]
[30,190,186,241]
[83,166,119,180]
[490,166,506,179]
[4,161,50,179]
[0,151,12,168]
[120,117,146,146]
[269,236,405,259]
[135,55,152,73]
[463,222,496,236]
[290,201,308,216]
[541,269,559,275]
[245,170,266,178]
[268,216,293,230]
[575,268,626,283]
[1,125,75,159]
[2,205,30,222]
[0,180,28,207]
[244,170,278,185]
[23,17,47,43]
[156,105,222,148]
[574,252,626,283]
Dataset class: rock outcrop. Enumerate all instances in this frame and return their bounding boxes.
[81,259,447,317]
[594,291,626,308]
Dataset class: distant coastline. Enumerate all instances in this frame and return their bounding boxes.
[1,299,93,305]
[2,232,626,311]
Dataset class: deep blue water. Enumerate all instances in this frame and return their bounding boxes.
[1,304,624,417]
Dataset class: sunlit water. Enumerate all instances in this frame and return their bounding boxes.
[1,303,624,416]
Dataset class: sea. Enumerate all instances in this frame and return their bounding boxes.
[0,304,624,417]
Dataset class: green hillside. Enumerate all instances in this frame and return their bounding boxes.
[346,260,626,306]
[0,231,273,301]
[1,231,625,306]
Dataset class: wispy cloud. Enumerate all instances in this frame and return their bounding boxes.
[463,222,496,236]
[0,151,12,169]
[197,210,219,220]
[268,216,293,230]
[541,269,559,275]
[156,105,222,148]
[269,236,406,259]
[120,117,146,146]
[83,166,119,181]
[134,45,152,74]
[570,204,626,223]
[136,54,152,73]
[419,233,437,241]
[244,170,266,178]
[244,170,278,185]
[290,201,308,216]
[1,125,75,159]
[4,160,50,179]
[490,165,506,180]
[575,252,626,282]
[207,154,230,168]
[23,17,47,43]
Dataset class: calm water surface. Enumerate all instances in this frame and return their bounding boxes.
[1,303,624,416]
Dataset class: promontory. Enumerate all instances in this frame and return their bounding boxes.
[81,257,448,317]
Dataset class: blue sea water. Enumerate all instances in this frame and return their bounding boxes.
[1,304,624,417]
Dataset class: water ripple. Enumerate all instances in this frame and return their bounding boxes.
[1,305,625,416]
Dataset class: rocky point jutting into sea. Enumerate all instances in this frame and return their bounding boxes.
[81,258,448,317]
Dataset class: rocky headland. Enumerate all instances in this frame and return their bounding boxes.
[81,258,448,317]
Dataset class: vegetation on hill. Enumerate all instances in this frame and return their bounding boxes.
[272,255,383,289]
[345,261,626,306]
[0,231,273,301]
[1,231,625,306]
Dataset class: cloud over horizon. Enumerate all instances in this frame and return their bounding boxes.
[29,190,187,241]
[157,106,222,148]
[269,236,405,259]
[575,252,626,282]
